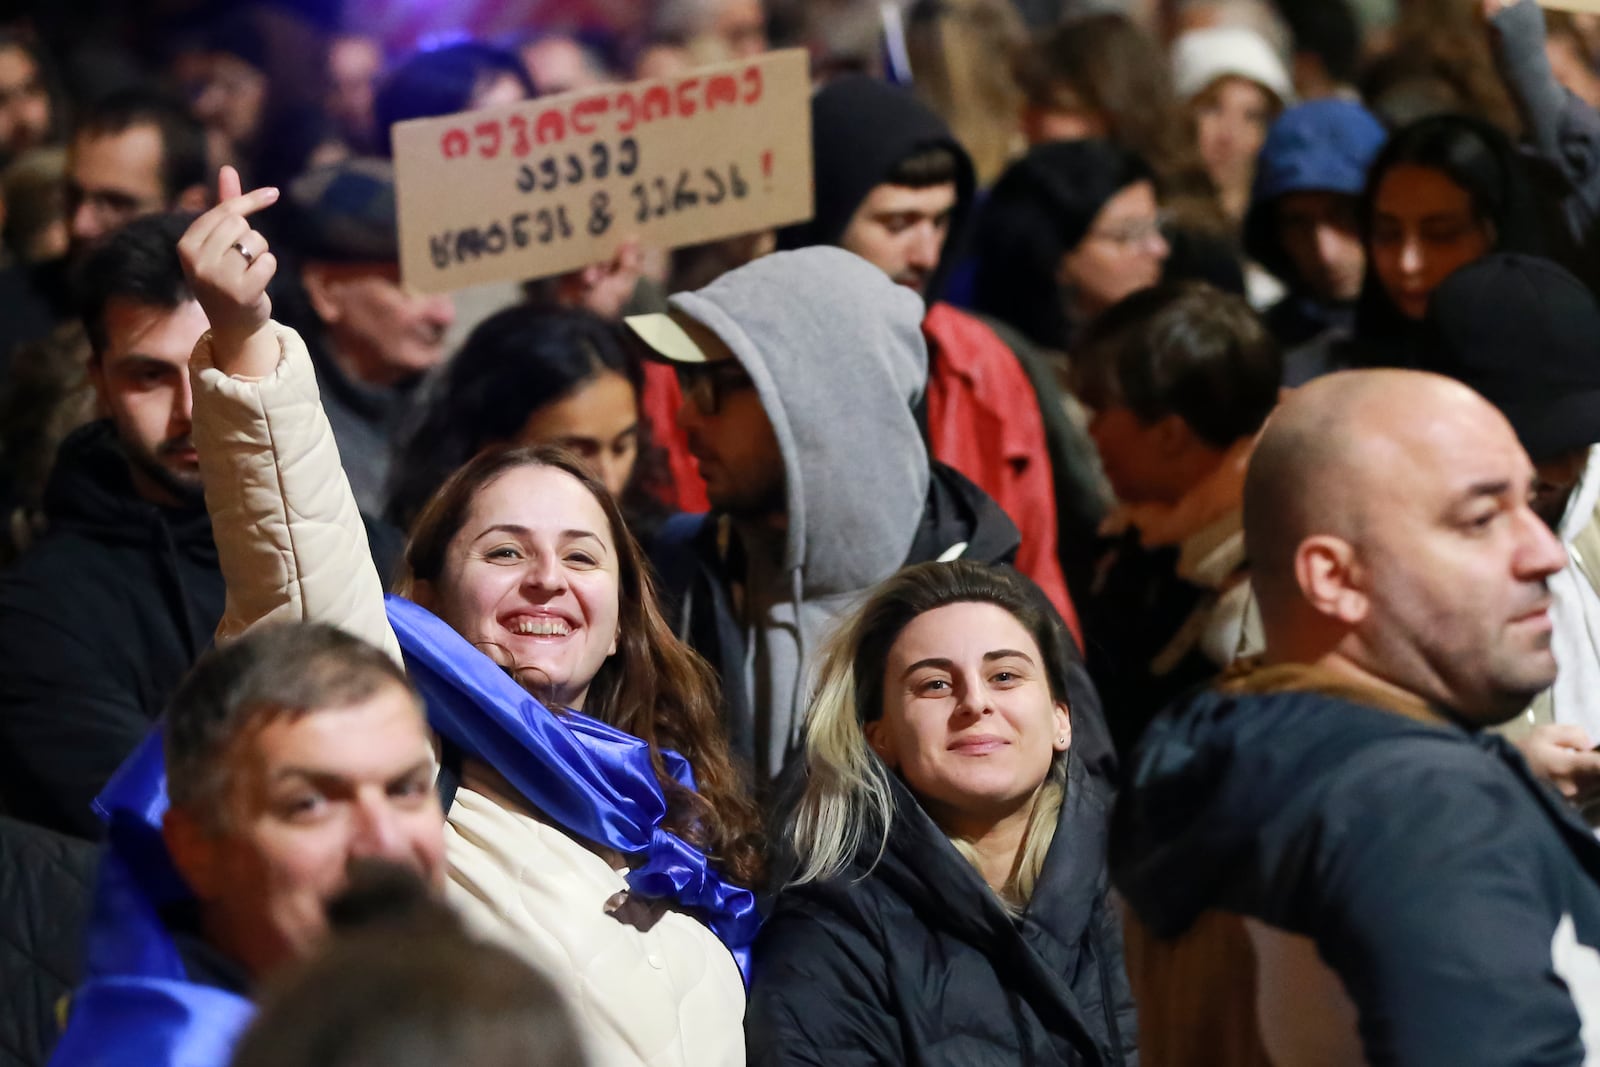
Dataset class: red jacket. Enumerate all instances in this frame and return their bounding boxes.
[924,303,1080,644]
[639,360,710,514]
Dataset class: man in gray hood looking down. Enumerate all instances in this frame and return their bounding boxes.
[633,247,1096,789]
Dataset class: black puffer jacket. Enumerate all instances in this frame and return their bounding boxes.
[0,817,97,1067]
[0,422,225,838]
[746,754,1138,1066]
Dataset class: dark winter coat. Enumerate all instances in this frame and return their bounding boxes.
[747,754,1138,1066]
[0,816,97,1067]
[1114,677,1600,1066]
[0,422,225,838]
[0,421,403,838]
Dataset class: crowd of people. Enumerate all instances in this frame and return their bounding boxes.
[5,0,1600,1063]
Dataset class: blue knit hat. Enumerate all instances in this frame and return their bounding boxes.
[1244,99,1387,285]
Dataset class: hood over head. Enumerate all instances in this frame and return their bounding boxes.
[1244,100,1387,288]
[667,246,932,597]
[971,139,1154,351]
[775,75,977,302]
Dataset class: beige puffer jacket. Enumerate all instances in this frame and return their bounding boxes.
[189,323,746,1066]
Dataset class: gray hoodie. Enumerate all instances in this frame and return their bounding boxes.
[670,247,931,778]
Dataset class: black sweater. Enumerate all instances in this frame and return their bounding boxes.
[0,422,224,838]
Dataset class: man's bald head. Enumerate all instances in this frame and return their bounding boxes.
[1243,368,1567,726]
[1247,370,1480,609]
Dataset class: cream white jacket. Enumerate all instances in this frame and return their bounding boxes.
[190,323,746,1067]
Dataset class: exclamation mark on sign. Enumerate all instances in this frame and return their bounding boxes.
[762,149,773,192]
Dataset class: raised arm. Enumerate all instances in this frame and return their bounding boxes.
[1484,0,1600,242]
[179,167,401,663]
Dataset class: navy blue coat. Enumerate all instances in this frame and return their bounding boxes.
[1115,684,1600,1066]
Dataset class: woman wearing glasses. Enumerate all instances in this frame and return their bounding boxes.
[971,140,1171,357]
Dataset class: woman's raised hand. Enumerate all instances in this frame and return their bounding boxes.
[177,166,282,378]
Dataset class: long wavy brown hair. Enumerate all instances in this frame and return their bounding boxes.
[1015,12,1228,236]
[397,443,765,888]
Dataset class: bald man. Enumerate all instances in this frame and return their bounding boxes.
[1113,369,1600,1066]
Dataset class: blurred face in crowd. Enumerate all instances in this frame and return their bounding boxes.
[472,71,528,110]
[165,682,446,979]
[326,35,382,143]
[714,0,768,58]
[1369,164,1493,321]
[673,317,786,520]
[304,261,456,385]
[520,36,608,95]
[1087,405,1196,505]
[518,370,640,500]
[66,124,169,247]
[1276,190,1365,303]
[0,43,52,159]
[1331,381,1565,726]
[192,52,268,148]
[634,43,692,81]
[423,464,621,710]
[1057,180,1168,320]
[1023,86,1109,145]
[868,601,1070,832]
[89,297,209,507]
[1532,447,1592,529]
[1191,75,1276,211]
[840,180,958,297]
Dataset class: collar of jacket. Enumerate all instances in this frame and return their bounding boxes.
[1220,656,1441,726]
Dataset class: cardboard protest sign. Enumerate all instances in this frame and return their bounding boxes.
[1538,0,1600,12]
[392,48,812,293]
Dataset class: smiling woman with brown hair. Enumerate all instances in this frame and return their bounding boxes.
[174,167,762,1066]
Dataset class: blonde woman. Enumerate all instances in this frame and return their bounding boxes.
[746,560,1137,1065]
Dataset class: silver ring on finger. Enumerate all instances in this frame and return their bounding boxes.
[231,240,256,266]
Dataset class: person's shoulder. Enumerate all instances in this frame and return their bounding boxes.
[924,302,1031,375]
[755,872,903,983]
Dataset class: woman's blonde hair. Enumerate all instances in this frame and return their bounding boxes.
[904,0,1028,188]
[789,560,1074,911]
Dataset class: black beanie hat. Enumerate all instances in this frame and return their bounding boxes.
[1423,252,1600,461]
[775,75,975,298]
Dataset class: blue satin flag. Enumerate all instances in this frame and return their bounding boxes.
[57,596,760,1065]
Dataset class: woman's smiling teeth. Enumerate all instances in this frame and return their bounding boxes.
[511,617,571,636]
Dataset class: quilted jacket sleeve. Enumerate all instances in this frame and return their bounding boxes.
[189,323,401,664]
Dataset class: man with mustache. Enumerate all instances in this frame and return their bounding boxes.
[1115,369,1600,1064]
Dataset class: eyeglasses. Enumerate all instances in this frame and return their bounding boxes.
[1086,215,1167,249]
[676,360,754,417]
